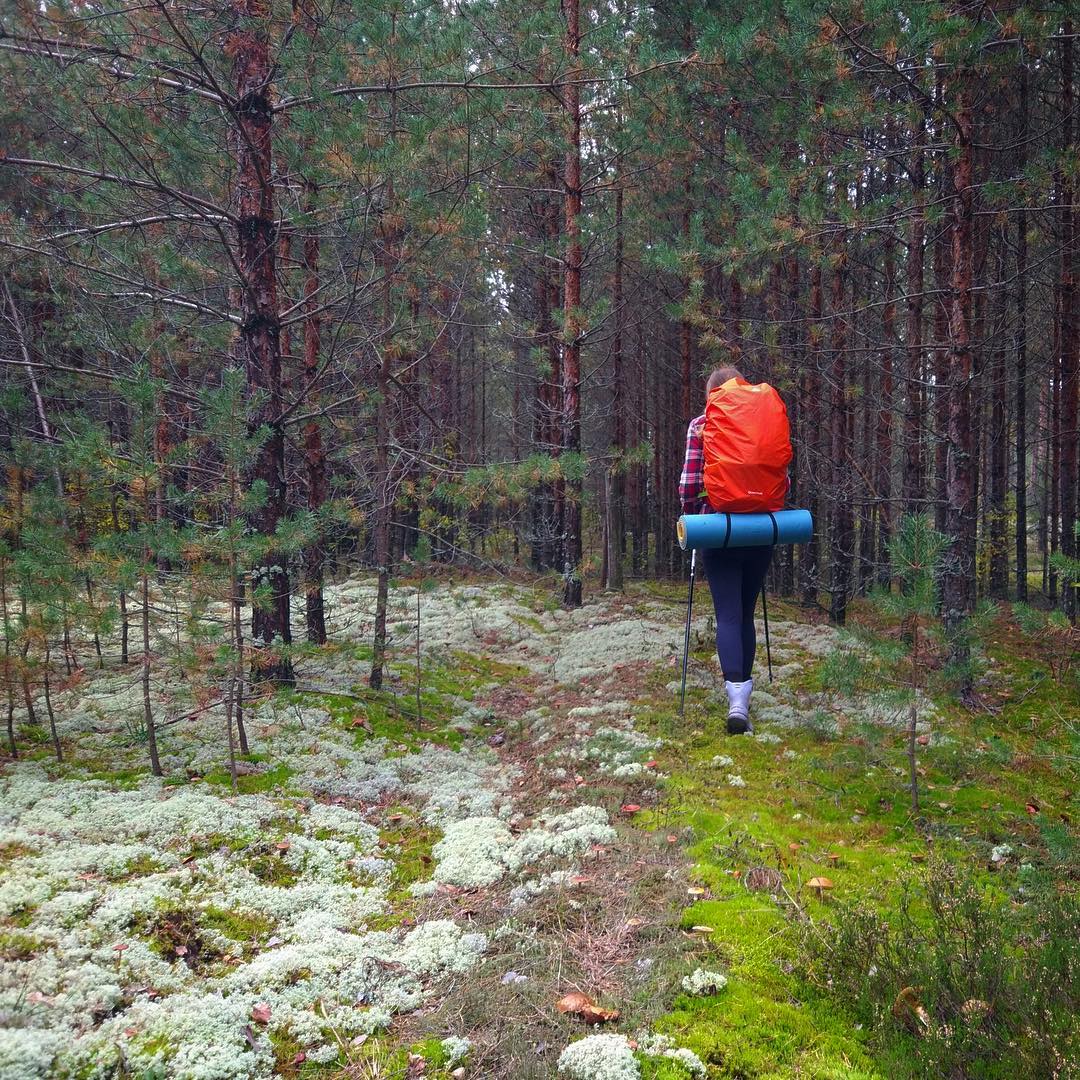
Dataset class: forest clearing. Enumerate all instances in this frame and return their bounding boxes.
[1,0,1079,1077]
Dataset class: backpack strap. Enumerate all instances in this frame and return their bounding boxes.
[767,511,779,546]
[722,512,732,549]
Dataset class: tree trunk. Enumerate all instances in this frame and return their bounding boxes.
[1015,63,1029,602]
[800,257,823,607]
[302,178,328,644]
[829,247,853,625]
[561,0,583,608]
[904,108,926,512]
[230,0,292,685]
[606,177,625,591]
[942,76,977,677]
[1059,21,1078,620]
[988,228,1009,598]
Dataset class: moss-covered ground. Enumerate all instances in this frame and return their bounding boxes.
[620,590,1079,1079]
[2,571,1076,1079]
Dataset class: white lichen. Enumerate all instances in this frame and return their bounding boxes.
[557,1034,641,1080]
[681,968,728,996]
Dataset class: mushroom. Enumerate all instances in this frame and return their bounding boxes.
[807,876,834,898]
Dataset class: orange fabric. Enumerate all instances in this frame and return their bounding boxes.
[702,378,792,512]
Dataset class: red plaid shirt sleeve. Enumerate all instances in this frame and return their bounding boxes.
[678,415,709,515]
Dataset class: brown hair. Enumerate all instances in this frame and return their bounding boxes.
[706,366,743,393]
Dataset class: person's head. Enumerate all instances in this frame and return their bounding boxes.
[705,366,743,395]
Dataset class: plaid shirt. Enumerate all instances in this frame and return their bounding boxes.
[679,414,711,515]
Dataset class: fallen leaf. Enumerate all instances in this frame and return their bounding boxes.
[892,987,930,1034]
[689,925,715,934]
[666,834,678,844]
[917,734,930,745]
[620,804,641,814]
[687,886,706,896]
[292,1052,307,1065]
[251,1002,272,1024]
[624,917,645,929]
[174,945,188,957]
[451,1070,466,1079]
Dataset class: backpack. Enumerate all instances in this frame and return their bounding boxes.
[702,378,792,513]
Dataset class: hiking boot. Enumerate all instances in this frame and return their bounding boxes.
[725,678,754,735]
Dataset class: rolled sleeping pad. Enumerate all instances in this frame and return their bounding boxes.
[677,509,814,551]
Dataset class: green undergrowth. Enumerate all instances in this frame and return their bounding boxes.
[294,649,524,753]
[631,603,1079,1079]
[202,760,296,794]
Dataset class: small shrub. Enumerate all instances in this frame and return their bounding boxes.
[801,857,1080,1078]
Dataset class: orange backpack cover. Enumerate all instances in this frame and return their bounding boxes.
[702,378,792,512]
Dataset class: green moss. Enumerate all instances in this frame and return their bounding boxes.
[294,649,523,752]
[513,612,548,634]
[202,760,295,794]
[244,845,302,887]
[201,905,275,943]
[106,851,160,881]
[269,1027,343,1076]
[365,813,437,930]
[85,767,145,788]
[0,929,40,960]
[639,1056,700,1080]
[0,841,36,864]
[627,601,1079,1079]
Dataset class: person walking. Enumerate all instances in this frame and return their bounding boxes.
[678,366,791,733]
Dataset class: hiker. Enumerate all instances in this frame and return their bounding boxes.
[679,366,791,734]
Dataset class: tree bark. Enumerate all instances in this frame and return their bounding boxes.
[800,256,823,607]
[560,0,583,607]
[301,178,328,644]
[988,228,1009,598]
[942,75,977,675]
[229,0,292,685]
[606,176,625,591]
[829,245,852,625]
[1059,21,1078,620]
[1015,62,1029,602]
[903,108,926,512]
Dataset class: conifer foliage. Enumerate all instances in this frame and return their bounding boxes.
[0,0,1077,749]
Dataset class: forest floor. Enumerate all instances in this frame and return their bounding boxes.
[1,572,1078,1079]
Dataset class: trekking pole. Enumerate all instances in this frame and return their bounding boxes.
[679,548,697,717]
[761,587,773,683]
